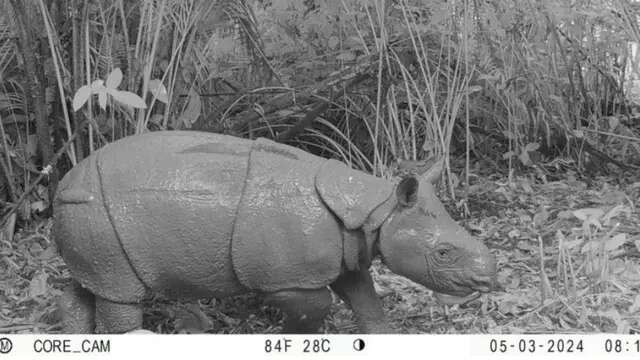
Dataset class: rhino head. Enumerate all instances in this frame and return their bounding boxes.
[377,162,497,302]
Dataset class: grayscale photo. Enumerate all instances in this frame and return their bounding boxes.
[0,0,639,335]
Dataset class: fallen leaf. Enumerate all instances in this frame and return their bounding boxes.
[328,36,339,49]
[605,233,627,252]
[31,201,46,213]
[572,208,604,221]
[508,229,521,239]
[561,233,583,250]
[557,210,574,219]
[173,303,213,334]
[603,205,630,226]
[1,213,16,243]
[598,308,621,324]
[496,295,519,315]
[629,295,640,313]
[581,240,601,254]
[595,190,627,205]
[29,272,49,298]
[533,208,549,227]
[38,247,57,260]
[336,51,356,62]
[516,240,536,252]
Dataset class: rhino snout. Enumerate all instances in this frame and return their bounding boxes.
[469,274,495,293]
[468,245,498,292]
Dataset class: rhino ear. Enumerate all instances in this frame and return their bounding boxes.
[396,177,419,207]
[420,158,444,185]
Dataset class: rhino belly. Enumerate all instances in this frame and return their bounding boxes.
[54,154,147,303]
[97,138,250,299]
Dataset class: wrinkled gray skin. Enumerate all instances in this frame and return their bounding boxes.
[54,131,497,334]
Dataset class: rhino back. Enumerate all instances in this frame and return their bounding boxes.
[58,131,252,300]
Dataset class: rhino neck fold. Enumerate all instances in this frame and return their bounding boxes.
[363,230,381,264]
[362,192,397,233]
[360,193,396,264]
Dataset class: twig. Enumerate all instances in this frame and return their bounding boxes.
[500,281,602,329]
[569,136,637,170]
[0,133,78,226]
[0,115,17,202]
[581,128,640,142]
[275,101,330,143]
[178,89,294,97]
[0,152,17,203]
[0,324,37,332]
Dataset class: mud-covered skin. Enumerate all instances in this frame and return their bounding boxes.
[54,132,250,304]
[54,131,497,334]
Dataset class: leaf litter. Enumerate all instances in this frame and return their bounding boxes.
[0,170,638,334]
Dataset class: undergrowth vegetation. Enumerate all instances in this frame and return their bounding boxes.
[0,0,639,333]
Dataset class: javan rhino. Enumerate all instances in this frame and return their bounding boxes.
[54,130,497,334]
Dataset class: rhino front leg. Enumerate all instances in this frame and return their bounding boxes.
[58,280,95,333]
[330,268,392,333]
[264,288,332,333]
[94,297,143,333]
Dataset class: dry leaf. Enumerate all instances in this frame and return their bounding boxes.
[533,208,549,227]
[29,272,49,298]
[603,205,630,226]
[572,208,604,221]
[629,295,640,313]
[605,233,627,252]
[173,303,213,334]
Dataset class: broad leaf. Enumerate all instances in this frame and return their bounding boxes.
[572,208,604,221]
[91,79,105,90]
[98,91,107,110]
[605,233,627,251]
[149,79,169,104]
[110,90,147,109]
[72,85,92,111]
[181,88,201,128]
[106,68,123,89]
[29,272,48,298]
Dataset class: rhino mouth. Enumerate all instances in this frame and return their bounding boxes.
[432,274,495,305]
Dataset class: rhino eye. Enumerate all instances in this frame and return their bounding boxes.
[435,246,455,261]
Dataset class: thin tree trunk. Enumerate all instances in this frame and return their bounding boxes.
[8,0,58,206]
[72,0,86,160]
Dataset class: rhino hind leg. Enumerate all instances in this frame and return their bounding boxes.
[264,288,332,334]
[59,280,95,333]
[94,297,143,333]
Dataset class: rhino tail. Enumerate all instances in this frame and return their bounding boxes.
[56,189,97,204]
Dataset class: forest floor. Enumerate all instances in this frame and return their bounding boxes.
[1,167,639,334]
